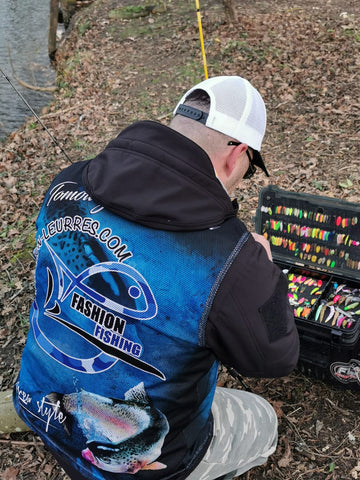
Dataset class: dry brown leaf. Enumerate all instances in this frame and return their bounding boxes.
[271,400,284,418]
[1,467,19,480]
[278,437,294,468]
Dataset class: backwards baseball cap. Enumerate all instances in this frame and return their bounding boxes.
[173,75,269,177]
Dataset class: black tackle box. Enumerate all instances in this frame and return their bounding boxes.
[254,185,360,390]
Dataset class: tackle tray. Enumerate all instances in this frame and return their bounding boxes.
[254,185,360,390]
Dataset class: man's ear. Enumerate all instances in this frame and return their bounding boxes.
[224,143,247,177]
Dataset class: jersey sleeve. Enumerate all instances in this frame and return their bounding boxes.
[205,234,300,378]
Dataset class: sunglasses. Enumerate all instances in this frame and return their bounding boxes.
[227,141,257,179]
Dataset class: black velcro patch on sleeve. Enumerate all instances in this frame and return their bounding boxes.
[258,273,291,343]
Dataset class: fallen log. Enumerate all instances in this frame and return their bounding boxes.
[14,76,57,93]
[0,390,31,434]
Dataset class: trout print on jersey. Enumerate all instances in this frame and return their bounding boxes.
[47,382,169,474]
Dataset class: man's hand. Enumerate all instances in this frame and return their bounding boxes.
[251,233,273,261]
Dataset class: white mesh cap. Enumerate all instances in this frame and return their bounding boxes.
[173,76,267,152]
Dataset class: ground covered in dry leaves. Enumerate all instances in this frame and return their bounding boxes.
[0,0,359,478]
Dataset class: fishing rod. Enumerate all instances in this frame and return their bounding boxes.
[195,0,208,79]
[0,67,73,164]
[226,366,252,392]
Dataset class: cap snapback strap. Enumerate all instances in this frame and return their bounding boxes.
[174,104,208,125]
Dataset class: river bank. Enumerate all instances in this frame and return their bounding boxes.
[1,0,360,478]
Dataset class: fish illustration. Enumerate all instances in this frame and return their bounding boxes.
[47,382,169,474]
[31,239,165,378]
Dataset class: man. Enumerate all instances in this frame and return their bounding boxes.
[13,75,299,480]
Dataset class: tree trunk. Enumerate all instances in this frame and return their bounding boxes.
[60,0,77,28]
[223,0,238,25]
[48,0,59,60]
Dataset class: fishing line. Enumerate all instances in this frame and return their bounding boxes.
[0,67,73,164]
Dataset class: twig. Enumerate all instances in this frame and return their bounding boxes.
[274,100,292,109]
[157,112,172,121]
[2,336,13,349]
[295,467,325,479]
[287,406,302,416]
[325,397,351,416]
[9,287,25,304]
[5,269,12,283]
[286,413,359,460]
[40,105,81,119]
[0,439,37,445]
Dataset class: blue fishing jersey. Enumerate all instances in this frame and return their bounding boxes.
[13,160,249,479]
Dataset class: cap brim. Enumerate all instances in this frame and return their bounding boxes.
[253,150,269,177]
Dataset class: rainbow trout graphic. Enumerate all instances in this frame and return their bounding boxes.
[48,382,169,474]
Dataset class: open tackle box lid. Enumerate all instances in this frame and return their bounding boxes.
[254,185,360,281]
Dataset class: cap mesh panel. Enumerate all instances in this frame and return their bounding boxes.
[211,81,247,121]
[246,93,264,133]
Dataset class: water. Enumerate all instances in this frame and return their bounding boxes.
[0,0,55,139]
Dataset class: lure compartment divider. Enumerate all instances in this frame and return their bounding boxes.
[254,185,360,390]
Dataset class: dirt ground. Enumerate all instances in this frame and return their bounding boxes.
[0,0,359,478]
